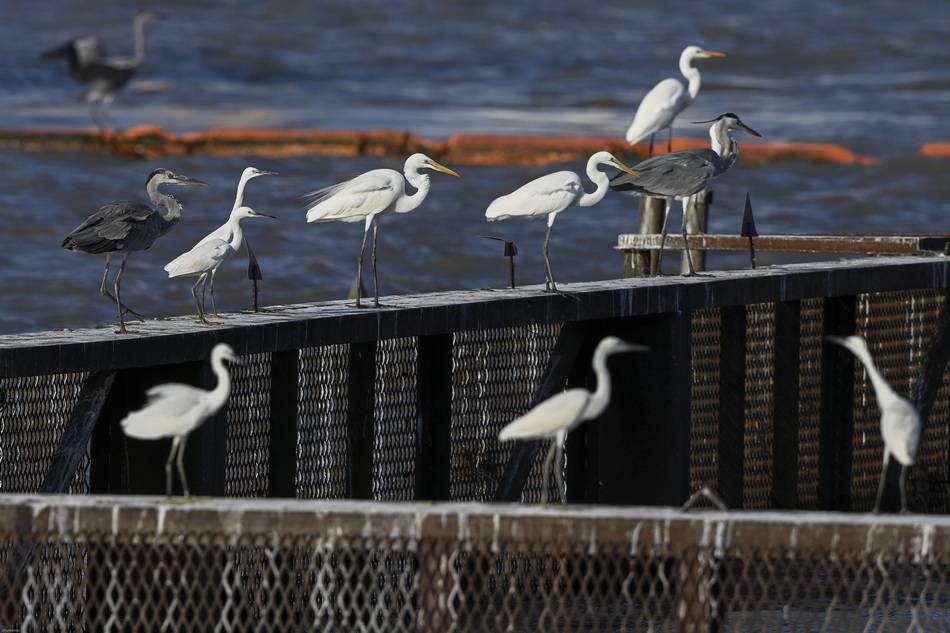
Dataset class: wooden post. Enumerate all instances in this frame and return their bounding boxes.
[718,306,747,509]
[624,197,665,277]
[680,191,711,275]
[269,350,299,498]
[819,296,857,511]
[772,300,801,509]
[347,341,377,499]
[415,334,453,501]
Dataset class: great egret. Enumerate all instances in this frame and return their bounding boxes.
[194,167,277,314]
[121,343,237,498]
[61,168,207,333]
[498,336,648,503]
[41,12,156,130]
[303,153,460,308]
[625,46,726,156]
[485,151,638,292]
[164,206,276,324]
[828,336,921,513]
[611,113,760,276]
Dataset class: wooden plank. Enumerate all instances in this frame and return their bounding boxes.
[718,306,747,509]
[347,341,377,499]
[2,257,950,379]
[269,350,299,498]
[40,371,115,493]
[623,197,665,278]
[772,301,801,509]
[415,334,453,501]
[617,234,950,254]
[819,296,857,511]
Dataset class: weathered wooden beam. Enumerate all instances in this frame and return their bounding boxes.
[680,191,711,275]
[623,197,665,278]
[772,301,801,509]
[415,334,453,501]
[347,341,377,499]
[819,296,857,511]
[268,350,299,498]
[718,306,747,509]
[617,234,950,254]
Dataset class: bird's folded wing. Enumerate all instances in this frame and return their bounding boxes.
[304,171,399,221]
[486,172,580,219]
[626,78,685,143]
[165,240,230,276]
[498,388,590,440]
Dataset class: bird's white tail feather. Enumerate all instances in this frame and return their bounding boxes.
[120,410,166,439]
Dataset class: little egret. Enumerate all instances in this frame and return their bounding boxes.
[41,12,156,130]
[303,153,460,308]
[121,343,237,498]
[165,206,276,324]
[611,113,760,276]
[828,336,921,513]
[625,46,726,156]
[62,168,207,333]
[193,167,277,314]
[498,336,648,503]
[485,151,638,292]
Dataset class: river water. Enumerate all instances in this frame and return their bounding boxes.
[1,0,949,333]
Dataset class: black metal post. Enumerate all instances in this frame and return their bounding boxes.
[819,295,857,511]
[347,341,377,499]
[415,334,453,500]
[772,300,801,509]
[269,350,299,498]
[718,306,747,509]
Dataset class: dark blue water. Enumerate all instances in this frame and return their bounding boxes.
[1,0,950,333]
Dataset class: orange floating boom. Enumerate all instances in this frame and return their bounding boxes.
[0,125,879,166]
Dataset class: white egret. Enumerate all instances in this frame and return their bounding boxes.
[827,336,921,513]
[498,336,648,503]
[485,151,638,292]
[625,46,726,156]
[195,166,277,314]
[121,342,237,498]
[303,153,460,308]
[164,206,275,324]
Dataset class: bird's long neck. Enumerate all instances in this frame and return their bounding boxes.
[394,168,430,213]
[132,17,148,65]
[207,353,232,413]
[147,180,182,223]
[577,158,610,207]
[851,347,898,408]
[232,174,251,213]
[585,350,614,420]
[709,121,738,172]
[680,51,701,100]
[226,215,244,251]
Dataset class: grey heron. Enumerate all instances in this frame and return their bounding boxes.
[121,342,236,498]
[193,167,277,315]
[303,153,460,308]
[625,46,726,156]
[165,206,276,324]
[41,12,156,131]
[485,151,638,292]
[828,336,921,513]
[498,336,648,503]
[611,112,760,276]
[62,168,207,333]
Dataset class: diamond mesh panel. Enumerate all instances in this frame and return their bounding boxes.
[0,372,89,494]
[798,298,824,509]
[297,344,349,499]
[450,323,561,502]
[689,308,720,494]
[225,352,271,498]
[744,303,775,509]
[373,337,418,501]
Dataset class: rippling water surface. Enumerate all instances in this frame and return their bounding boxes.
[1,0,949,333]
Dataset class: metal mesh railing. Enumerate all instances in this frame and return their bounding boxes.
[690,308,720,493]
[373,337,419,501]
[798,297,825,509]
[744,302,775,509]
[224,352,271,498]
[1,498,949,632]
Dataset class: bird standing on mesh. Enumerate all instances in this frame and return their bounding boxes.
[827,336,920,513]
[625,46,726,156]
[303,153,460,308]
[498,336,647,503]
[121,343,237,499]
[62,168,207,333]
[41,12,156,131]
[611,113,760,276]
[485,151,638,292]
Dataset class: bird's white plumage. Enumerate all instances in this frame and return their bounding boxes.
[305,169,402,223]
[625,78,688,145]
[164,239,231,278]
[498,389,590,440]
[485,171,582,221]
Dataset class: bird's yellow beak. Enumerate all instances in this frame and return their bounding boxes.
[701,50,727,58]
[426,159,461,178]
[612,158,639,178]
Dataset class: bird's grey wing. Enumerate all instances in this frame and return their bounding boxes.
[610,150,716,198]
[62,202,153,253]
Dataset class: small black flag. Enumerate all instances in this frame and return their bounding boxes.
[479,235,518,289]
[740,194,758,269]
[246,239,262,312]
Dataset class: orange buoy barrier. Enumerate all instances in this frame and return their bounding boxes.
[921,143,950,158]
[0,125,878,166]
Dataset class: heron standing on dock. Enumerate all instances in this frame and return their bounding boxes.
[625,46,726,156]
[611,113,760,276]
[485,151,638,292]
[62,168,207,333]
[121,343,236,498]
[303,153,460,308]
[498,336,647,503]
[828,336,920,513]
[41,11,156,130]
[165,206,276,324]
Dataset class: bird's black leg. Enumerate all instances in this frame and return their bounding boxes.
[371,218,380,308]
[540,438,558,504]
[209,268,219,317]
[543,218,557,292]
[655,198,672,276]
[100,254,144,319]
[899,464,909,513]
[873,452,889,513]
[165,437,179,497]
[648,134,655,158]
[193,274,215,325]
[355,220,371,308]
[113,253,130,333]
[176,434,190,499]
[667,126,673,153]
